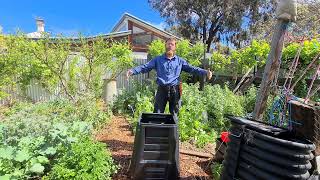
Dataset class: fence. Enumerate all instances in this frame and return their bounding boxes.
[0,58,151,105]
[116,58,153,91]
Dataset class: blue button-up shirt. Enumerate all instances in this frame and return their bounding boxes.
[131,54,207,86]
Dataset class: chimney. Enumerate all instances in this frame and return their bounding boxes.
[36,18,45,32]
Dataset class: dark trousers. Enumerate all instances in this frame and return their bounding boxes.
[154,85,180,115]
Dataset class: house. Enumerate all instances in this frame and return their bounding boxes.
[110,13,180,52]
[27,13,181,59]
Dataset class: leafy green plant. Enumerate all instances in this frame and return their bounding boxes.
[107,42,134,79]
[0,99,115,179]
[282,39,320,67]
[211,162,223,180]
[209,52,231,73]
[112,80,156,115]
[209,40,270,75]
[148,39,165,59]
[204,84,245,133]
[178,83,216,147]
[244,85,258,113]
[44,137,118,180]
[130,94,154,133]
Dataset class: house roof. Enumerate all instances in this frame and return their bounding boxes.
[87,30,132,40]
[26,13,180,41]
[111,12,180,40]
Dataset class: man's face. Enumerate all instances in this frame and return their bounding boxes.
[165,40,176,53]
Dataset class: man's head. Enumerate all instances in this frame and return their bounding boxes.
[165,38,176,58]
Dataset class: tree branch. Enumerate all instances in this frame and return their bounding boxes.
[206,14,223,52]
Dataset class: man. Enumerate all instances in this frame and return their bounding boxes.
[127,38,212,115]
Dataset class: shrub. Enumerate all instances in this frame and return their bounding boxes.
[0,99,115,179]
[44,137,118,180]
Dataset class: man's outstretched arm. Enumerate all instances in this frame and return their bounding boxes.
[181,59,212,79]
[127,58,157,78]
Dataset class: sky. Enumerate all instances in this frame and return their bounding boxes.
[0,0,167,36]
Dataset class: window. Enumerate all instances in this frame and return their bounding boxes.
[132,33,152,46]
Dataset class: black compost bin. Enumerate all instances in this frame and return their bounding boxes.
[130,113,179,180]
[221,116,316,180]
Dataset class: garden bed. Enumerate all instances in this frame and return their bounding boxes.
[0,99,117,179]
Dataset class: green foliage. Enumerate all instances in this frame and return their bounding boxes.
[72,36,133,100]
[239,40,270,68]
[294,79,308,99]
[203,84,245,133]
[108,42,134,78]
[148,39,204,66]
[130,95,154,133]
[244,85,258,113]
[300,39,320,65]
[44,137,117,180]
[114,81,248,147]
[282,38,320,100]
[211,162,223,180]
[112,81,156,132]
[178,83,216,147]
[210,52,230,72]
[112,81,156,115]
[282,39,320,67]
[187,42,204,67]
[209,40,270,74]
[0,34,44,99]
[76,98,112,129]
[282,42,300,66]
[147,39,205,82]
[148,39,165,59]
[0,34,133,101]
[0,99,115,179]
[175,40,191,59]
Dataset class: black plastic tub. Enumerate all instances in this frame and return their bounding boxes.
[130,113,179,180]
[221,116,316,180]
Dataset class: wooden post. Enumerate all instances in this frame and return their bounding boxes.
[233,67,254,93]
[252,0,297,121]
[252,20,289,121]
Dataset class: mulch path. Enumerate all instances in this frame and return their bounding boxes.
[95,116,215,180]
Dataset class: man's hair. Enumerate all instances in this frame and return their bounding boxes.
[165,37,176,45]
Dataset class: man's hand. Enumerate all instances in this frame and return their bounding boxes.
[126,69,133,80]
[207,69,213,80]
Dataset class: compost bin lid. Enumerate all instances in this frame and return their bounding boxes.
[227,116,288,136]
[140,113,177,124]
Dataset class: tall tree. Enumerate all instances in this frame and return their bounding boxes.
[149,0,276,52]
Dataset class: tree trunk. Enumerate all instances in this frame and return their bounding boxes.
[200,20,207,91]
[206,15,222,52]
